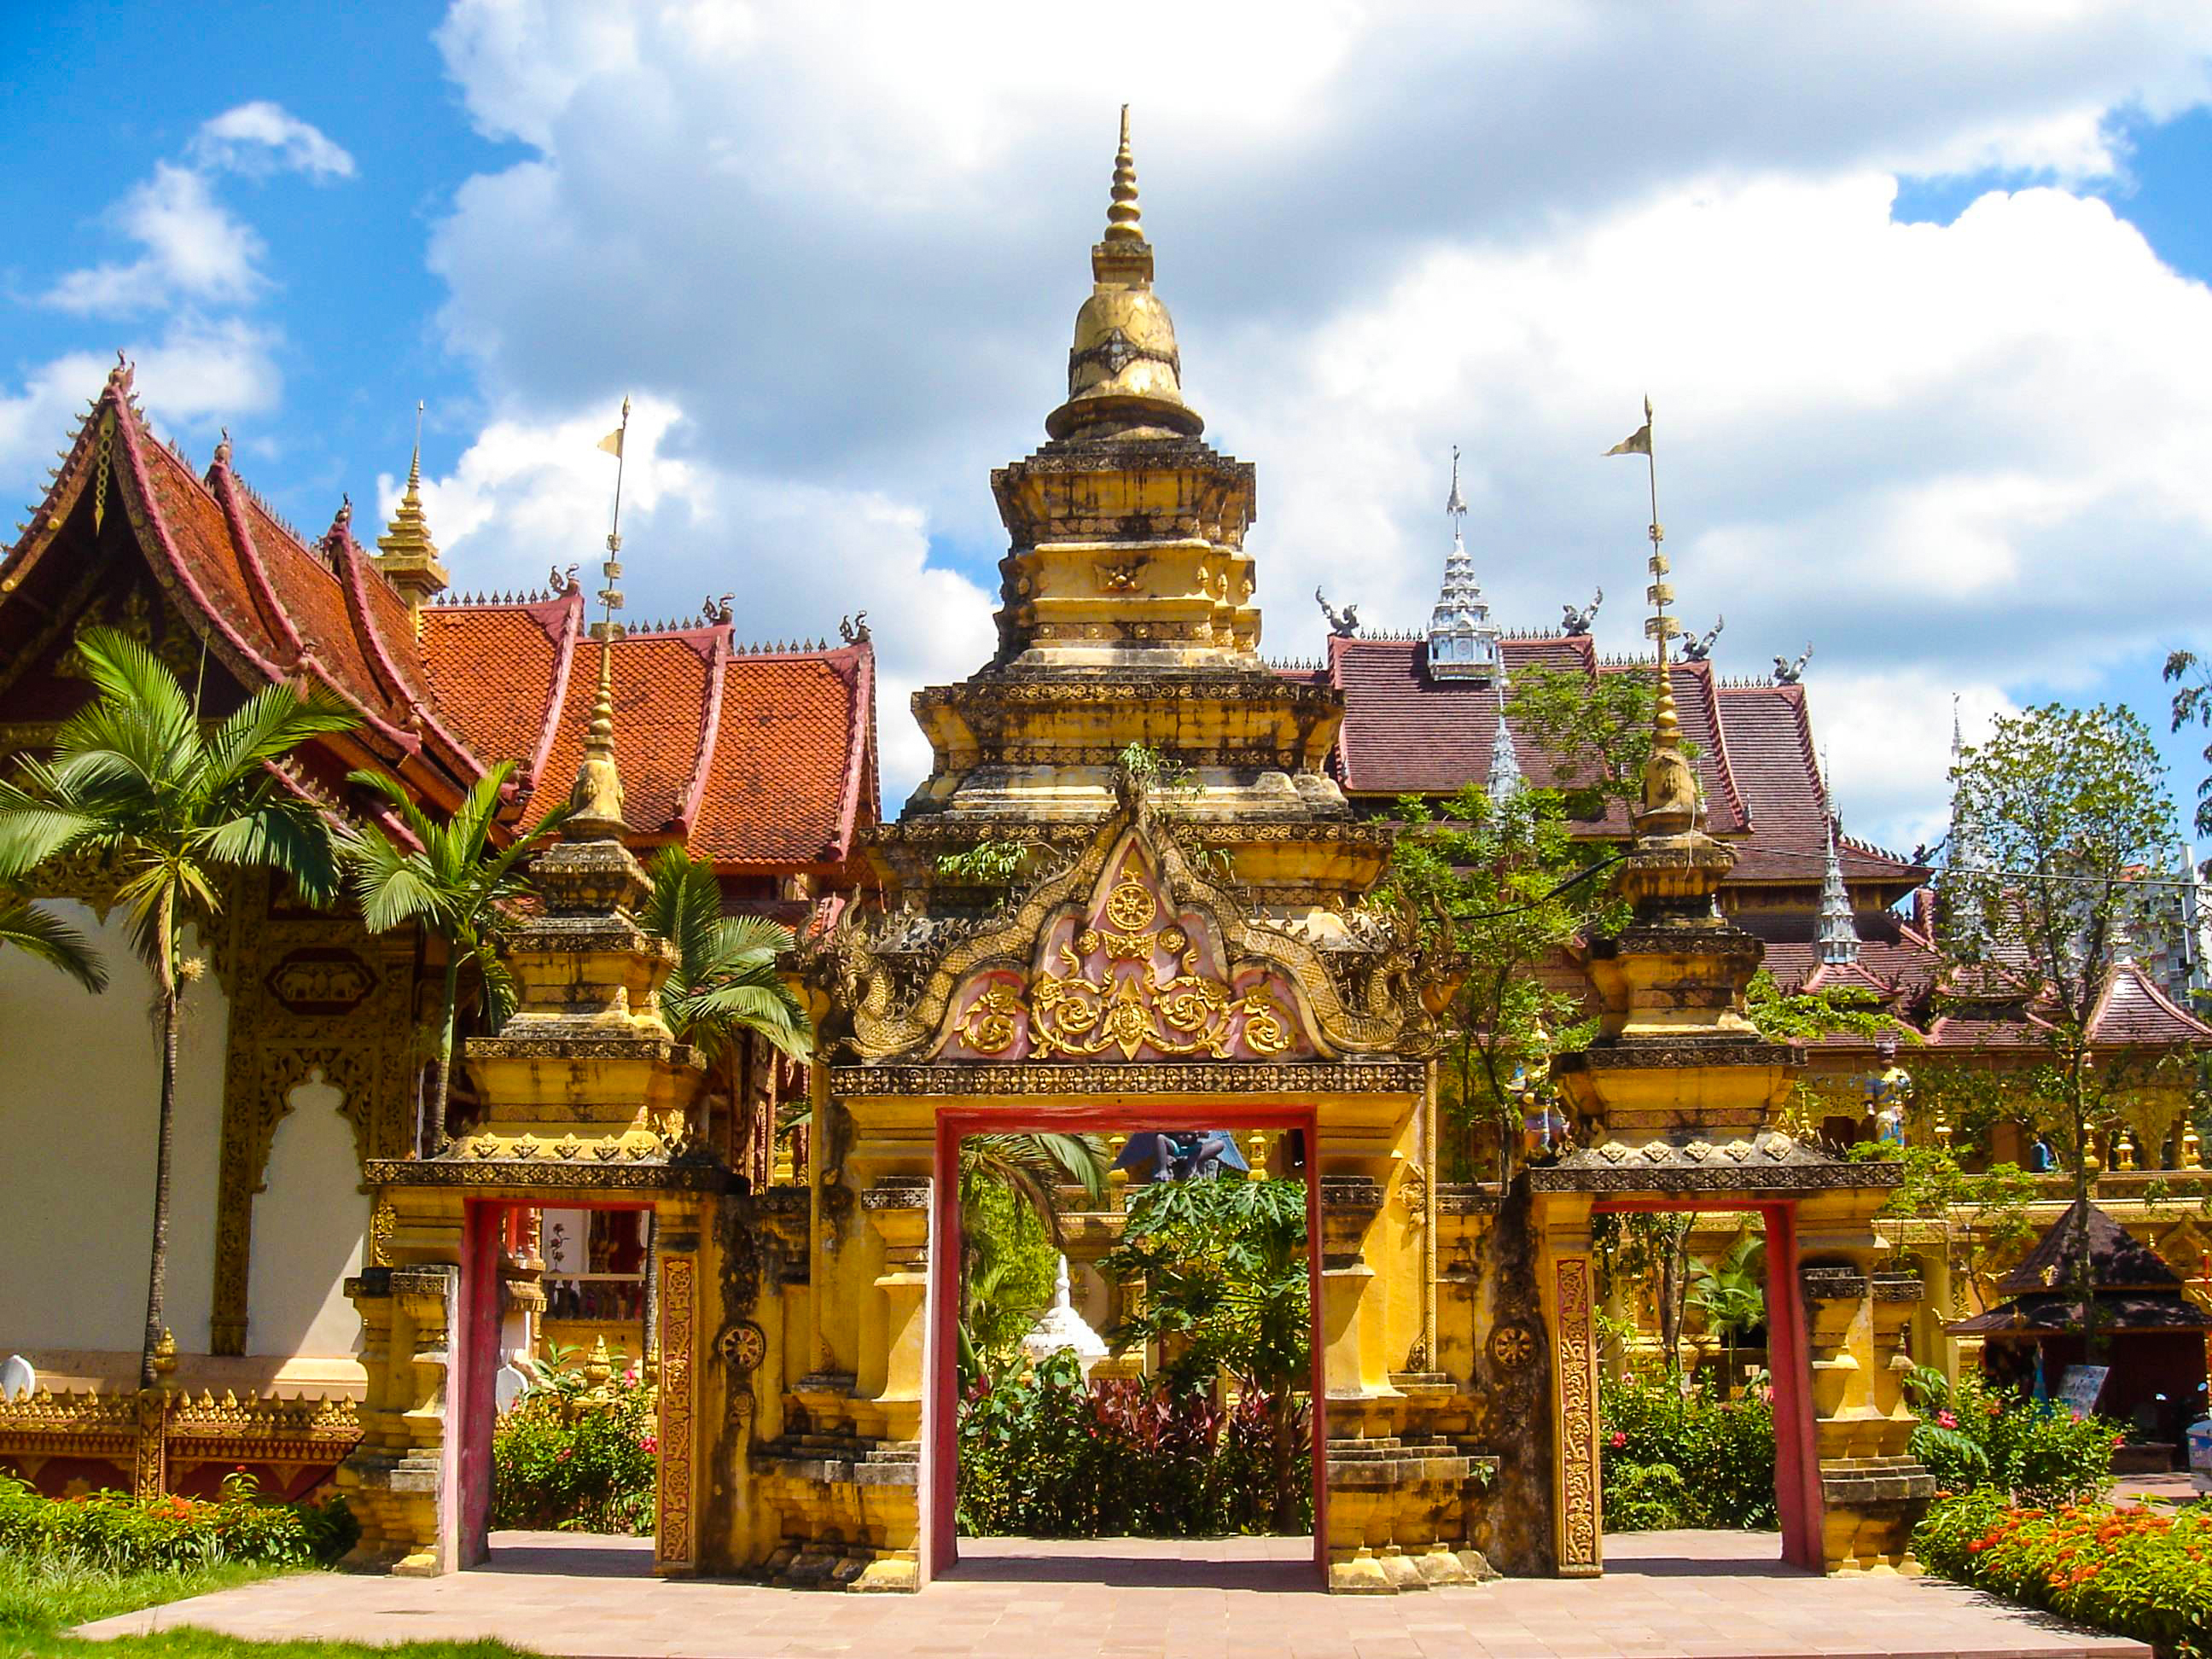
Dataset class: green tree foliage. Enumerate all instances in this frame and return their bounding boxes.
[2166,648,2212,845]
[341,760,569,1156]
[1503,663,1661,818]
[637,846,811,1176]
[1686,1236,1766,1384]
[1945,702,2187,1332]
[1599,1369,1777,1530]
[1099,1177,1309,1528]
[959,1177,1059,1362]
[1384,781,1619,1184]
[1865,1144,2037,1316]
[0,628,357,1387]
[957,1132,1108,1353]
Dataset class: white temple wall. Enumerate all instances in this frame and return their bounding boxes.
[246,1076,367,1359]
[0,903,227,1356]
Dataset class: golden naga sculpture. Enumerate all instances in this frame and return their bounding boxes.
[825,759,1455,1063]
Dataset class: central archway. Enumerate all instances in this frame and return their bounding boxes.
[926,1102,1327,1583]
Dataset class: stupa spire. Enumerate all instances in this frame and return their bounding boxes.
[1427,445,1499,681]
[1608,398,1697,835]
[1045,108,1201,442]
[1487,661,1522,802]
[568,397,632,840]
[1818,762,1860,966]
[375,400,448,618]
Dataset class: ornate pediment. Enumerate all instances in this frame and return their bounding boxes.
[827,765,1447,1064]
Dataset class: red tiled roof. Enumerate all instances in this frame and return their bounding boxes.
[0,368,874,879]
[419,593,581,787]
[1711,682,1920,888]
[2089,959,2212,1046]
[1327,635,1749,833]
[692,643,876,869]
[1327,636,1928,895]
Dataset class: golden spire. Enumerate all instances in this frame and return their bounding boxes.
[1045,108,1202,442]
[1104,104,1143,246]
[567,397,632,841]
[1610,396,1697,835]
[566,633,627,838]
[375,399,448,617]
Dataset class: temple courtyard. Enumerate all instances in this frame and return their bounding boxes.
[76,1532,2145,1658]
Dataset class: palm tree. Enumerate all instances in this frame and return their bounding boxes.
[1687,1236,1767,1393]
[958,1132,1109,1332]
[341,760,569,1156]
[0,895,108,993]
[637,846,812,1166]
[0,627,357,1388]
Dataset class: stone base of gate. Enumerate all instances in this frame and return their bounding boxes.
[1819,1457,1940,1574]
[751,1427,922,1592]
[1324,1432,1500,1594]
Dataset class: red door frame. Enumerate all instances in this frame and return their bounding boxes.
[928,1103,1326,1584]
[1588,1198,1823,1571]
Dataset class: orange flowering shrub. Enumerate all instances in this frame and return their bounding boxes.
[1918,1489,2212,1656]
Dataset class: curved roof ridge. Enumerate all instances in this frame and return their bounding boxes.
[674,627,731,835]
[1682,655,1749,834]
[523,591,585,794]
[831,638,876,859]
[207,453,307,663]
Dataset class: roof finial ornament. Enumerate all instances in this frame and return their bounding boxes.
[1679,614,1724,661]
[568,396,633,841]
[1427,444,1500,679]
[1316,586,1359,638]
[1446,444,1467,521]
[375,399,446,618]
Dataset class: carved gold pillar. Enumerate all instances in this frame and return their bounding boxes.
[1540,1199,1601,1578]
[654,1208,701,1577]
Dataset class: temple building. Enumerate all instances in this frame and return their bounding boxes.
[0,111,2203,1583]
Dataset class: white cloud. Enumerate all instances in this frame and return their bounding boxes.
[397,3,2212,830]
[189,102,357,180]
[44,164,265,316]
[0,320,282,498]
[383,398,997,801]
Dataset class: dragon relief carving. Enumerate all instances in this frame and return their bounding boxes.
[823,761,1452,1063]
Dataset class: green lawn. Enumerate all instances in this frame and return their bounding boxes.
[0,1551,532,1659]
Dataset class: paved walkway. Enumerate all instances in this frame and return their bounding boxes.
[77,1529,2147,1657]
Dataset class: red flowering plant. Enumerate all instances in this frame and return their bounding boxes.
[1901,1365,2116,1506]
[1918,1489,2212,1656]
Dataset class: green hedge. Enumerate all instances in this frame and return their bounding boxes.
[0,1472,355,1573]
[1918,1490,2212,1656]
[1902,1365,2116,1506]
[1599,1371,1777,1530]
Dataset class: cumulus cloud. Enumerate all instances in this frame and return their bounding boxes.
[382,399,996,798]
[43,164,265,316]
[399,3,2212,836]
[189,101,357,180]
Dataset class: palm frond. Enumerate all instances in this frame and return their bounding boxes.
[195,802,340,905]
[204,683,358,792]
[0,898,108,993]
[69,628,192,746]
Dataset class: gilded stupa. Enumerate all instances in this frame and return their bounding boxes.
[885,110,1380,913]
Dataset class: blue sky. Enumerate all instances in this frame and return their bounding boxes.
[4,2,2210,851]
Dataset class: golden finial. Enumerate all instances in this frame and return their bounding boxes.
[1614,396,1696,833]
[568,396,633,841]
[375,399,447,616]
[1104,104,1143,244]
[566,630,628,839]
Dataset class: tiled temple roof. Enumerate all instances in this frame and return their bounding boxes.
[1324,633,1924,897]
[0,368,875,876]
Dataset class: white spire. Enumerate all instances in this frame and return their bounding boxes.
[1818,813,1859,966]
[1487,661,1522,802]
[1427,445,1500,682]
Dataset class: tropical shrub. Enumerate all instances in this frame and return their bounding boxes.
[1599,1369,1778,1531]
[490,1359,658,1534]
[1902,1365,2116,1506]
[957,1349,1310,1538]
[0,1470,355,1572]
[1917,1489,2212,1656]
